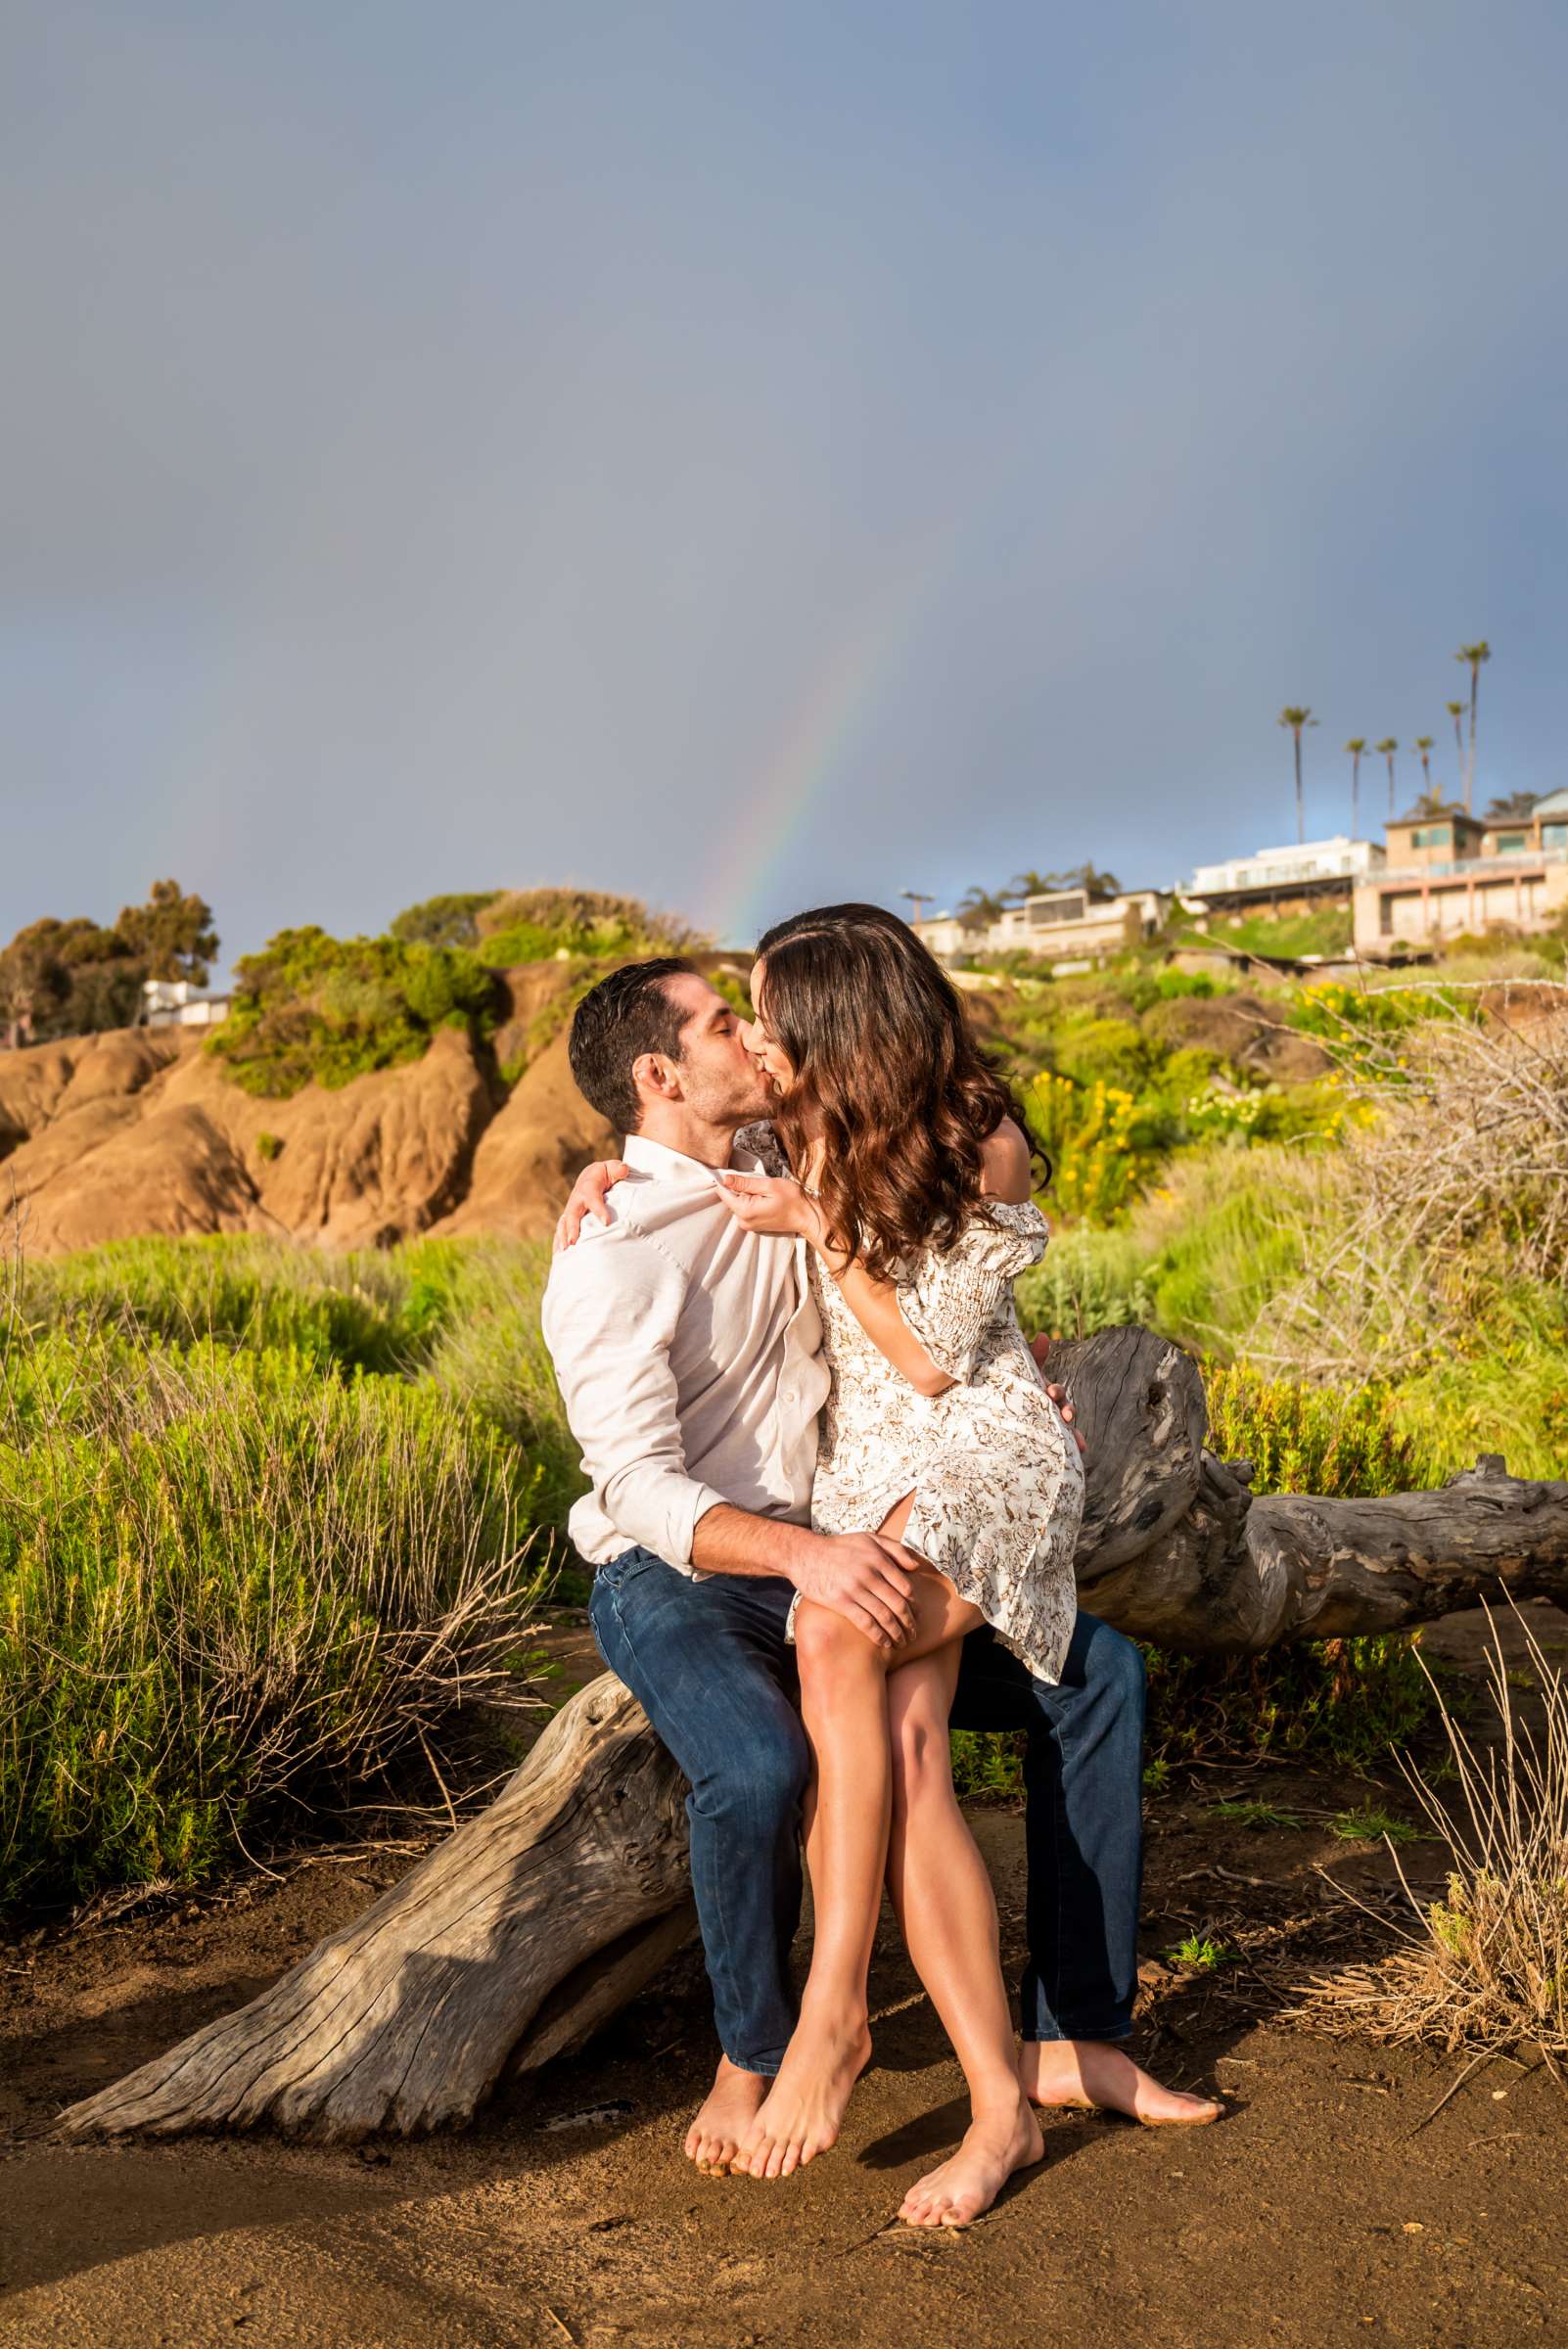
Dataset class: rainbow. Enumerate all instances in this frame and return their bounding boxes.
[700,522,965,947]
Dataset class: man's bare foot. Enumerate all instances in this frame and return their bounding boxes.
[683,2056,770,2175]
[732,2004,871,2180]
[899,2090,1043,2230]
[1021,2039,1222,2126]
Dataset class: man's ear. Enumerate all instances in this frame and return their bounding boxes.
[630,1050,683,1108]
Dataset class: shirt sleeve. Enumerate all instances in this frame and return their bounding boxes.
[894,1203,1048,1383]
[540,1224,727,1570]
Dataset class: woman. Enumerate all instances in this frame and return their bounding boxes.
[725,903,1085,2223]
[566,904,1086,2226]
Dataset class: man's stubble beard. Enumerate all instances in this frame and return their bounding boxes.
[738,1067,782,1122]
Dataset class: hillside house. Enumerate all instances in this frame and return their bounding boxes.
[141,979,232,1030]
[1183,835,1383,922]
[1353,791,1568,950]
[916,886,1169,968]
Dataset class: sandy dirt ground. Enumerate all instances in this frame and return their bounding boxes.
[3,1607,1566,2349]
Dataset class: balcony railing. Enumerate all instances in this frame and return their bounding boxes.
[1368,845,1567,887]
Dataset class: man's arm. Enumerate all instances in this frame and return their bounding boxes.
[542,1223,733,1568]
[690,1504,919,1648]
[541,1227,918,1644]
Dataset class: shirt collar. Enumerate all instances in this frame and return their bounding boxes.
[622,1131,737,1186]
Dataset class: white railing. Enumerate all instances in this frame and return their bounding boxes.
[1369,845,1567,887]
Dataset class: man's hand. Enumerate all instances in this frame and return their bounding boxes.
[1031,1333,1087,1461]
[789,1531,921,1649]
[554,1160,630,1251]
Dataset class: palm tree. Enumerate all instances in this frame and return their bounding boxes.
[1454,641,1492,812]
[1377,738,1399,819]
[1005,869,1062,901]
[1446,700,1465,785]
[957,885,1006,926]
[1412,785,1449,817]
[1483,790,1538,822]
[1344,738,1367,838]
[1414,735,1436,800]
[1278,706,1318,845]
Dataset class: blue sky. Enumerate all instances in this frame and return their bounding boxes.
[4,0,1566,965]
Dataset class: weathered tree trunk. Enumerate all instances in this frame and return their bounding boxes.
[63,1675,690,2142]
[1078,1449,1568,1649]
[61,1326,1568,2142]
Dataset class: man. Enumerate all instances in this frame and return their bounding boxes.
[542,955,1218,2172]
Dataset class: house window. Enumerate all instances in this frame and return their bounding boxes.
[1492,832,1527,853]
[1545,823,1568,852]
[1411,824,1451,850]
[1378,895,1395,937]
[1027,893,1086,926]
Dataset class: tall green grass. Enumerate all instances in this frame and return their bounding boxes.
[15,1234,586,1528]
[0,1238,587,1911]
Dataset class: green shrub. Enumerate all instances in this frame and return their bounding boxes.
[950,1632,1433,1799]
[473,887,701,970]
[1051,1015,1152,1091]
[407,1241,586,1544]
[390,892,502,949]
[1202,1361,1419,1497]
[1025,1075,1170,1223]
[1133,1145,1317,1348]
[1015,1226,1155,1339]
[20,1236,420,1375]
[948,1729,1029,1802]
[1192,905,1353,960]
[0,1328,544,1909]
[209,926,502,1099]
[1153,969,1221,1001]
[1144,1634,1433,1773]
[15,1236,586,1532]
[1387,1280,1568,1483]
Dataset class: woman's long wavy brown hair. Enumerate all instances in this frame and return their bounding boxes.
[755,902,1037,1283]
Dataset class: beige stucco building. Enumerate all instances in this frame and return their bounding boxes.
[1352,790,1568,950]
[916,886,1169,968]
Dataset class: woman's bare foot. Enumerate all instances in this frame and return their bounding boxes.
[732,2005,872,2180]
[899,2091,1043,2229]
[684,2056,771,2174]
[1021,2039,1222,2126]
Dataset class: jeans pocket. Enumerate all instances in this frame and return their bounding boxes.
[590,1547,658,1624]
[605,1544,662,1585]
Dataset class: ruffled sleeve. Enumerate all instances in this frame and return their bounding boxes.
[895,1202,1047,1383]
[733,1121,789,1178]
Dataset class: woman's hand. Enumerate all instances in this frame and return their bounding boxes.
[1031,1333,1086,1460]
[554,1159,630,1251]
[715,1169,823,1244]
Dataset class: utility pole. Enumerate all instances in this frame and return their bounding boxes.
[900,889,933,929]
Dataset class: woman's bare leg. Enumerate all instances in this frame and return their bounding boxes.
[734,1500,981,2181]
[884,1651,1042,2226]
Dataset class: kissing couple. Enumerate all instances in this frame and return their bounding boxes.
[542,902,1220,2230]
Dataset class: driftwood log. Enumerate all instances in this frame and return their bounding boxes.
[62,1325,1568,2143]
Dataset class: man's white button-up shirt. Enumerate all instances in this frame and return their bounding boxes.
[540,1130,831,1571]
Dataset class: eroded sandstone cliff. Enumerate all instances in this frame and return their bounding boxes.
[0,968,616,1257]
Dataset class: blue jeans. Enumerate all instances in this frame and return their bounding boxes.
[588,1548,1145,2077]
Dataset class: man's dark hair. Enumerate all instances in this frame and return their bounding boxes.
[568,956,699,1134]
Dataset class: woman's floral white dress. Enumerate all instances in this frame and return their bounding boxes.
[738,1124,1084,1684]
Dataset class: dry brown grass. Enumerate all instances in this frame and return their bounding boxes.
[1246,980,1568,1380]
[1296,1603,1568,2057]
